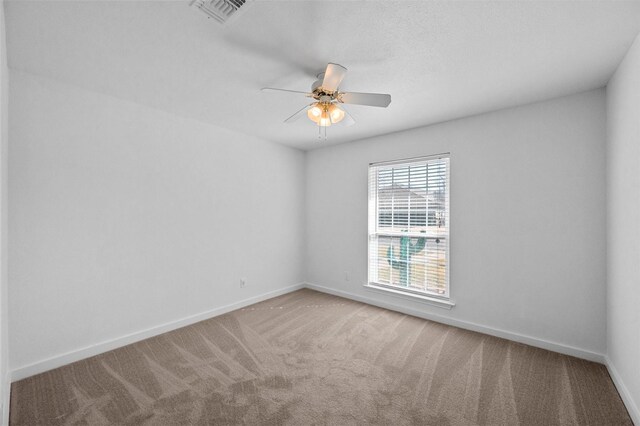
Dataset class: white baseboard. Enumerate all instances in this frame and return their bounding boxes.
[11,283,305,382]
[304,282,605,364]
[605,356,639,425]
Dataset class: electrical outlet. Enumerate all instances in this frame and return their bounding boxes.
[344,271,350,281]
[240,278,246,288]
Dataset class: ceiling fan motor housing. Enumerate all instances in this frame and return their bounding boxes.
[312,72,340,100]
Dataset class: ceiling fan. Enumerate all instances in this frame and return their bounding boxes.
[262,63,391,137]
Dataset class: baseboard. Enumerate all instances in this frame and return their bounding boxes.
[304,282,605,364]
[11,283,305,382]
[605,356,639,425]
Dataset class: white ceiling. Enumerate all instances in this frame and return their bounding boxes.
[5,1,640,150]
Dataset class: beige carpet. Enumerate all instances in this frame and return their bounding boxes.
[10,289,631,425]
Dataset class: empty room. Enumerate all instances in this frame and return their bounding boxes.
[0,0,639,424]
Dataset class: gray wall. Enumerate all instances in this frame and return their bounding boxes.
[306,89,607,357]
[0,1,9,422]
[8,71,306,373]
[606,33,640,424]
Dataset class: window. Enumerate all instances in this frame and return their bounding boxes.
[368,154,450,299]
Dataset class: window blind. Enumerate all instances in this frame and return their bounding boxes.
[368,155,450,297]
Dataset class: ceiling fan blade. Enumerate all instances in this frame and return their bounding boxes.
[321,63,347,92]
[261,87,312,96]
[340,92,391,107]
[283,104,312,123]
[337,107,355,127]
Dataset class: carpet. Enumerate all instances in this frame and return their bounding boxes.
[10,289,632,425]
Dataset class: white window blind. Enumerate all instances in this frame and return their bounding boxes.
[368,154,450,298]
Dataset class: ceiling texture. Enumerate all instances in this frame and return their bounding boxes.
[5,0,640,150]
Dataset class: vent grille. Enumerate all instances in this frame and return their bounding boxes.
[190,0,249,24]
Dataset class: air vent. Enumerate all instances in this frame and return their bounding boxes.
[190,0,250,24]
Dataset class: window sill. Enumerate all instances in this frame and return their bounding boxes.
[364,283,456,310]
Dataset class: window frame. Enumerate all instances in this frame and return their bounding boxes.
[367,153,452,305]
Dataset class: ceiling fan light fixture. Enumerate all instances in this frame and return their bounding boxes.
[318,110,332,127]
[307,102,333,126]
[307,103,323,123]
[328,104,345,124]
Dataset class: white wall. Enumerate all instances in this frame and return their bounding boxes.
[306,89,607,358]
[606,33,640,424]
[8,71,306,374]
[0,0,10,422]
